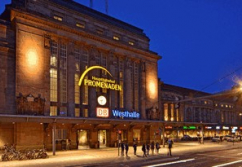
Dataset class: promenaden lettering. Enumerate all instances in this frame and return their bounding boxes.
[84,76,122,91]
[112,110,140,119]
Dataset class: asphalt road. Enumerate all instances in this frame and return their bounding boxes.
[103,148,242,167]
[1,141,242,167]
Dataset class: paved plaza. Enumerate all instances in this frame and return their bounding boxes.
[1,141,241,167]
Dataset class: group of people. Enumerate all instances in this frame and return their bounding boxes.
[120,142,129,156]
[120,139,173,157]
[141,141,160,157]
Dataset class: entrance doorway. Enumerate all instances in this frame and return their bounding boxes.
[98,130,107,148]
[77,129,89,149]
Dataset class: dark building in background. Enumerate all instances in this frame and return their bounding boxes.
[159,83,242,140]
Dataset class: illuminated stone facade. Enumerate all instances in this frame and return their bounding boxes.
[160,83,242,138]
[0,0,161,149]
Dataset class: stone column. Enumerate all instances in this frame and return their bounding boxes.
[88,47,98,117]
[124,58,132,110]
[140,61,146,119]
[67,42,75,117]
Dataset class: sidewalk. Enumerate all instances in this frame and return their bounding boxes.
[1,141,241,167]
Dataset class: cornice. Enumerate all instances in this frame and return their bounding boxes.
[11,9,161,61]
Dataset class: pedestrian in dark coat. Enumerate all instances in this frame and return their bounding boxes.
[151,141,155,155]
[146,143,150,156]
[133,142,137,155]
[156,142,160,154]
[142,144,147,157]
[125,143,129,156]
[121,142,125,156]
[167,138,173,156]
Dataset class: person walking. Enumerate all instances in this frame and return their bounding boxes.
[142,143,147,157]
[151,141,155,155]
[125,143,129,156]
[133,142,137,155]
[167,138,173,156]
[156,142,160,154]
[121,142,125,156]
[146,143,150,156]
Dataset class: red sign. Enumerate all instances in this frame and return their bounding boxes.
[165,126,172,129]
[96,107,109,118]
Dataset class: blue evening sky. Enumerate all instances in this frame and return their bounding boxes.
[1,0,242,93]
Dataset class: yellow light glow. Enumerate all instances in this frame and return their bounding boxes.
[148,80,157,99]
[27,49,38,66]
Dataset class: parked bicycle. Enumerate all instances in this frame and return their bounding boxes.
[1,144,48,161]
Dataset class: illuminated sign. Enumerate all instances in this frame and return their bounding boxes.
[78,66,122,91]
[165,126,173,129]
[112,110,140,119]
[183,126,196,130]
[232,127,238,133]
[97,95,107,105]
[205,126,212,129]
[222,126,229,130]
[96,107,109,118]
[216,126,220,130]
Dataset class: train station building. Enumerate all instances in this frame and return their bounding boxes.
[0,0,241,153]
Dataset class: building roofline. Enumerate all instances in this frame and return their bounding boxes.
[50,0,146,37]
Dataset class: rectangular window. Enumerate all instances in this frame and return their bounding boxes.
[75,108,80,117]
[83,76,88,105]
[164,103,168,121]
[119,60,124,108]
[55,129,67,140]
[75,74,80,104]
[53,15,63,21]
[50,68,57,102]
[113,36,120,41]
[60,44,67,104]
[76,22,85,29]
[119,81,124,108]
[96,28,104,35]
[129,41,134,46]
[176,109,179,121]
[50,106,57,116]
[134,63,139,110]
[170,104,174,121]
[50,41,58,102]
[83,109,88,117]
[60,107,67,116]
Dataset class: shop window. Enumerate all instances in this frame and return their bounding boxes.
[55,129,67,140]
[133,129,141,142]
